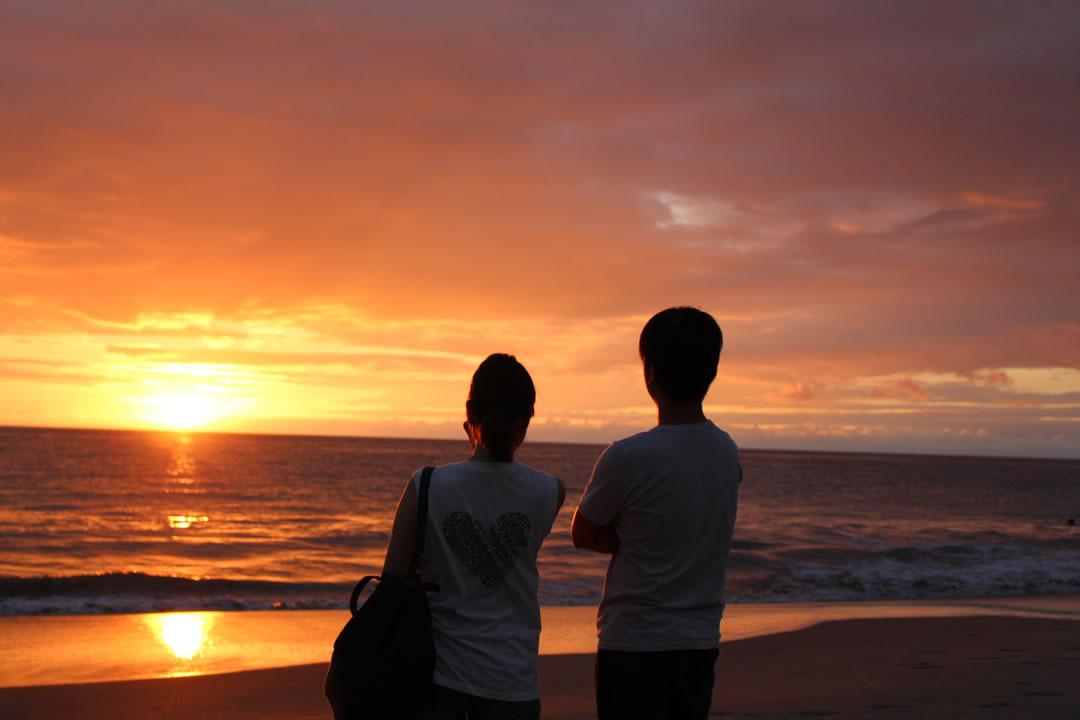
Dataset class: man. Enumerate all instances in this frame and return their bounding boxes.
[571,306,741,719]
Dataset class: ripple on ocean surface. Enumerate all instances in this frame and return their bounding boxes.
[2,427,1079,613]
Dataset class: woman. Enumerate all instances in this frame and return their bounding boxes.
[383,353,566,720]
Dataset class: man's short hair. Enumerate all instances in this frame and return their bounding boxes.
[638,307,723,402]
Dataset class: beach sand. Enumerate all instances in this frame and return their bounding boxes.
[3,613,1078,719]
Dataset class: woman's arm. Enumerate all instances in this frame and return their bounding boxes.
[382,476,418,575]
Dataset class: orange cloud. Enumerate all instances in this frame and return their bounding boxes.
[769,382,823,403]
[962,192,1046,211]
[1,2,1079,457]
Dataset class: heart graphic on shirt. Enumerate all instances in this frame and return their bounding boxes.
[442,511,532,588]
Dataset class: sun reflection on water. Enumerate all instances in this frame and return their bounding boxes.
[167,514,209,529]
[168,434,197,485]
[166,437,209,528]
[148,613,212,661]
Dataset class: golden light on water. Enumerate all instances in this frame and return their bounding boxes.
[167,515,209,529]
[149,613,213,660]
[150,613,211,660]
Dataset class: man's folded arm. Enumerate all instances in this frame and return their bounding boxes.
[571,507,619,554]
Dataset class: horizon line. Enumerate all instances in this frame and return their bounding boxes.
[1,422,1075,464]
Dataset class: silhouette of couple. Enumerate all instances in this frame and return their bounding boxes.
[381,307,742,720]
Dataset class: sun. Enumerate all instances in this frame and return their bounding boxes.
[147,392,214,431]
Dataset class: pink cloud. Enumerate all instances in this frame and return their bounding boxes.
[874,379,929,403]
[975,369,1013,387]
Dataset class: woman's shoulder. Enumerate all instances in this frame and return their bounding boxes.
[509,460,559,482]
[426,460,557,494]
[513,463,563,505]
[424,459,478,475]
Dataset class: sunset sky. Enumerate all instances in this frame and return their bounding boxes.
[2,2,1078,458]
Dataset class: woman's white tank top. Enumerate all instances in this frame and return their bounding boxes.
[414,460,560,702]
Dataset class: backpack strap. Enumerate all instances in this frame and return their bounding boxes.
[409,466,434,573]
[349,575,379,614]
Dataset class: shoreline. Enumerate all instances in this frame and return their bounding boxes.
[2,612,1078,719]
[1,594,1077,691]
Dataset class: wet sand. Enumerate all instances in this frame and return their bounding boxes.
[5,596,1077,690]
[3,614,1078,719]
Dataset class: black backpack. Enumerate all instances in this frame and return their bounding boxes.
[325,466,439,719]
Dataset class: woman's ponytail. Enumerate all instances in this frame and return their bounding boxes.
[478,408,515,462]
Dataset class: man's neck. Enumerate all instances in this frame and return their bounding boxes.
[656,402,707,425]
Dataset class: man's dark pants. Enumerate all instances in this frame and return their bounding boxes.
[595,648,719,720]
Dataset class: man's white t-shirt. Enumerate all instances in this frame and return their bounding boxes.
[416,460,561,701]
[577,421,741,651]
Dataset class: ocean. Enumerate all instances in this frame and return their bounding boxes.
[2,426,1078,616]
